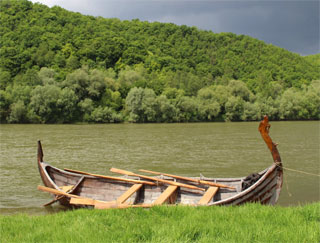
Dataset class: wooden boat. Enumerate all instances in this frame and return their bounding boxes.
[37,116,283,209]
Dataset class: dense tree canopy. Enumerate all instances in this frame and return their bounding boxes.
[0,0,319,123]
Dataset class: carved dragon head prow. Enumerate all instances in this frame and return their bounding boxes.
[258,115,282,164]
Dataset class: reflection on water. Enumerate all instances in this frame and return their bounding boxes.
[0,121,319,214]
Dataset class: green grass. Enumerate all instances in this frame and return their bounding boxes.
[1,203,319,243]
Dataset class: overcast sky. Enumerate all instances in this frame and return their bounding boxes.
[30,0,319,56]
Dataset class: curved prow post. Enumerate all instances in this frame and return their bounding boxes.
[258,116,281,164]
[38,140,44,163]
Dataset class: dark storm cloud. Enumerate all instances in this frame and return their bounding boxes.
[32,0,319,55]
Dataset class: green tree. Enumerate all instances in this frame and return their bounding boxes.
[78,98,94,121]
[175,96,199,122]
[241,102,261,121]
[87,69,107,100]
[279,88,306,120]
[0,70,12,90]
[303,80,320,119]
[8,100,28,123]
[225,96,245,121]
[228,80,253,101]
[162,87,185,100]
[13,69,41,86]
[197,87,220,121]
[66,55,80,70]
[38,67,56,85]
[117,66,146,97]
[198,101,220,121]
[28,85,77,123]
[257,97,280,120]
[125,87,157,122]
[0,89,11,122]
[89,106,122,123]
[63,67,89,100]
[155,95,177,122]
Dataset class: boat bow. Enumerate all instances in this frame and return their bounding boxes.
[259,115,282,164]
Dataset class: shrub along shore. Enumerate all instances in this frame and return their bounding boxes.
[1,203,319,242]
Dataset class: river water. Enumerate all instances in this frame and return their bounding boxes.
[0,121,319,215]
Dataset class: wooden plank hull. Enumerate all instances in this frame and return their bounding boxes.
[37,116,283,209]
[211,163,283,205]
[38,160,283,208]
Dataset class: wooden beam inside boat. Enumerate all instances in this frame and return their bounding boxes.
[64,168,157,186]
[70,197,97,206]
[39,185,111,207]
[38,185,81,198]
[59,185,74,192]
[139,169,235,190]
[153,185,178,205]
[94,201,152,209]
[43,176,85,207]
[198,186,219,205]
[110,168,205,192]
[43,186,74,207]
[116,184,143,204]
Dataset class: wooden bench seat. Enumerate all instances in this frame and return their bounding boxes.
[198,186,219,205]
[153,185,178,205]
[117,184,143,204]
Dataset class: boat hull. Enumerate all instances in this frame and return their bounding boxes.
[37,116,283,208]
[38,160,283,208]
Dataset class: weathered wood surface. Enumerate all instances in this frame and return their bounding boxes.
[211,163,282,205]
[60,185,74,192]
[37,116,283,209]
[43,176,85,206]
[38,185,80,198]
[38,162,281,208]
[64,168,156,186]
[110,168,205,192]
[198,186,219,205]
[39,185,113,207]
[43,187,73,207]
[153,185,178,205]
[94,201,152,209]
[70,197,97,206]
[139,169,235,190]
[117,184,143,204]
[37,140,44,163]
[258,115,282,163]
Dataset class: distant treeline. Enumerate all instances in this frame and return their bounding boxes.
[0,1,319,123]
[2,66,319,123]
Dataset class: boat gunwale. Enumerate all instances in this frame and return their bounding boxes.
[210,162,281,205]
[39,162,92,191]
[40,161,271,187]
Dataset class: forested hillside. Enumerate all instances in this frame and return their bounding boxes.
[304,54,320,68]
[1,0,319,123]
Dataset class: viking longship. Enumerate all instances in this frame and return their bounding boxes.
[37,116,283,209]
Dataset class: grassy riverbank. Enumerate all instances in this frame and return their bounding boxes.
[1,203,319,243]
